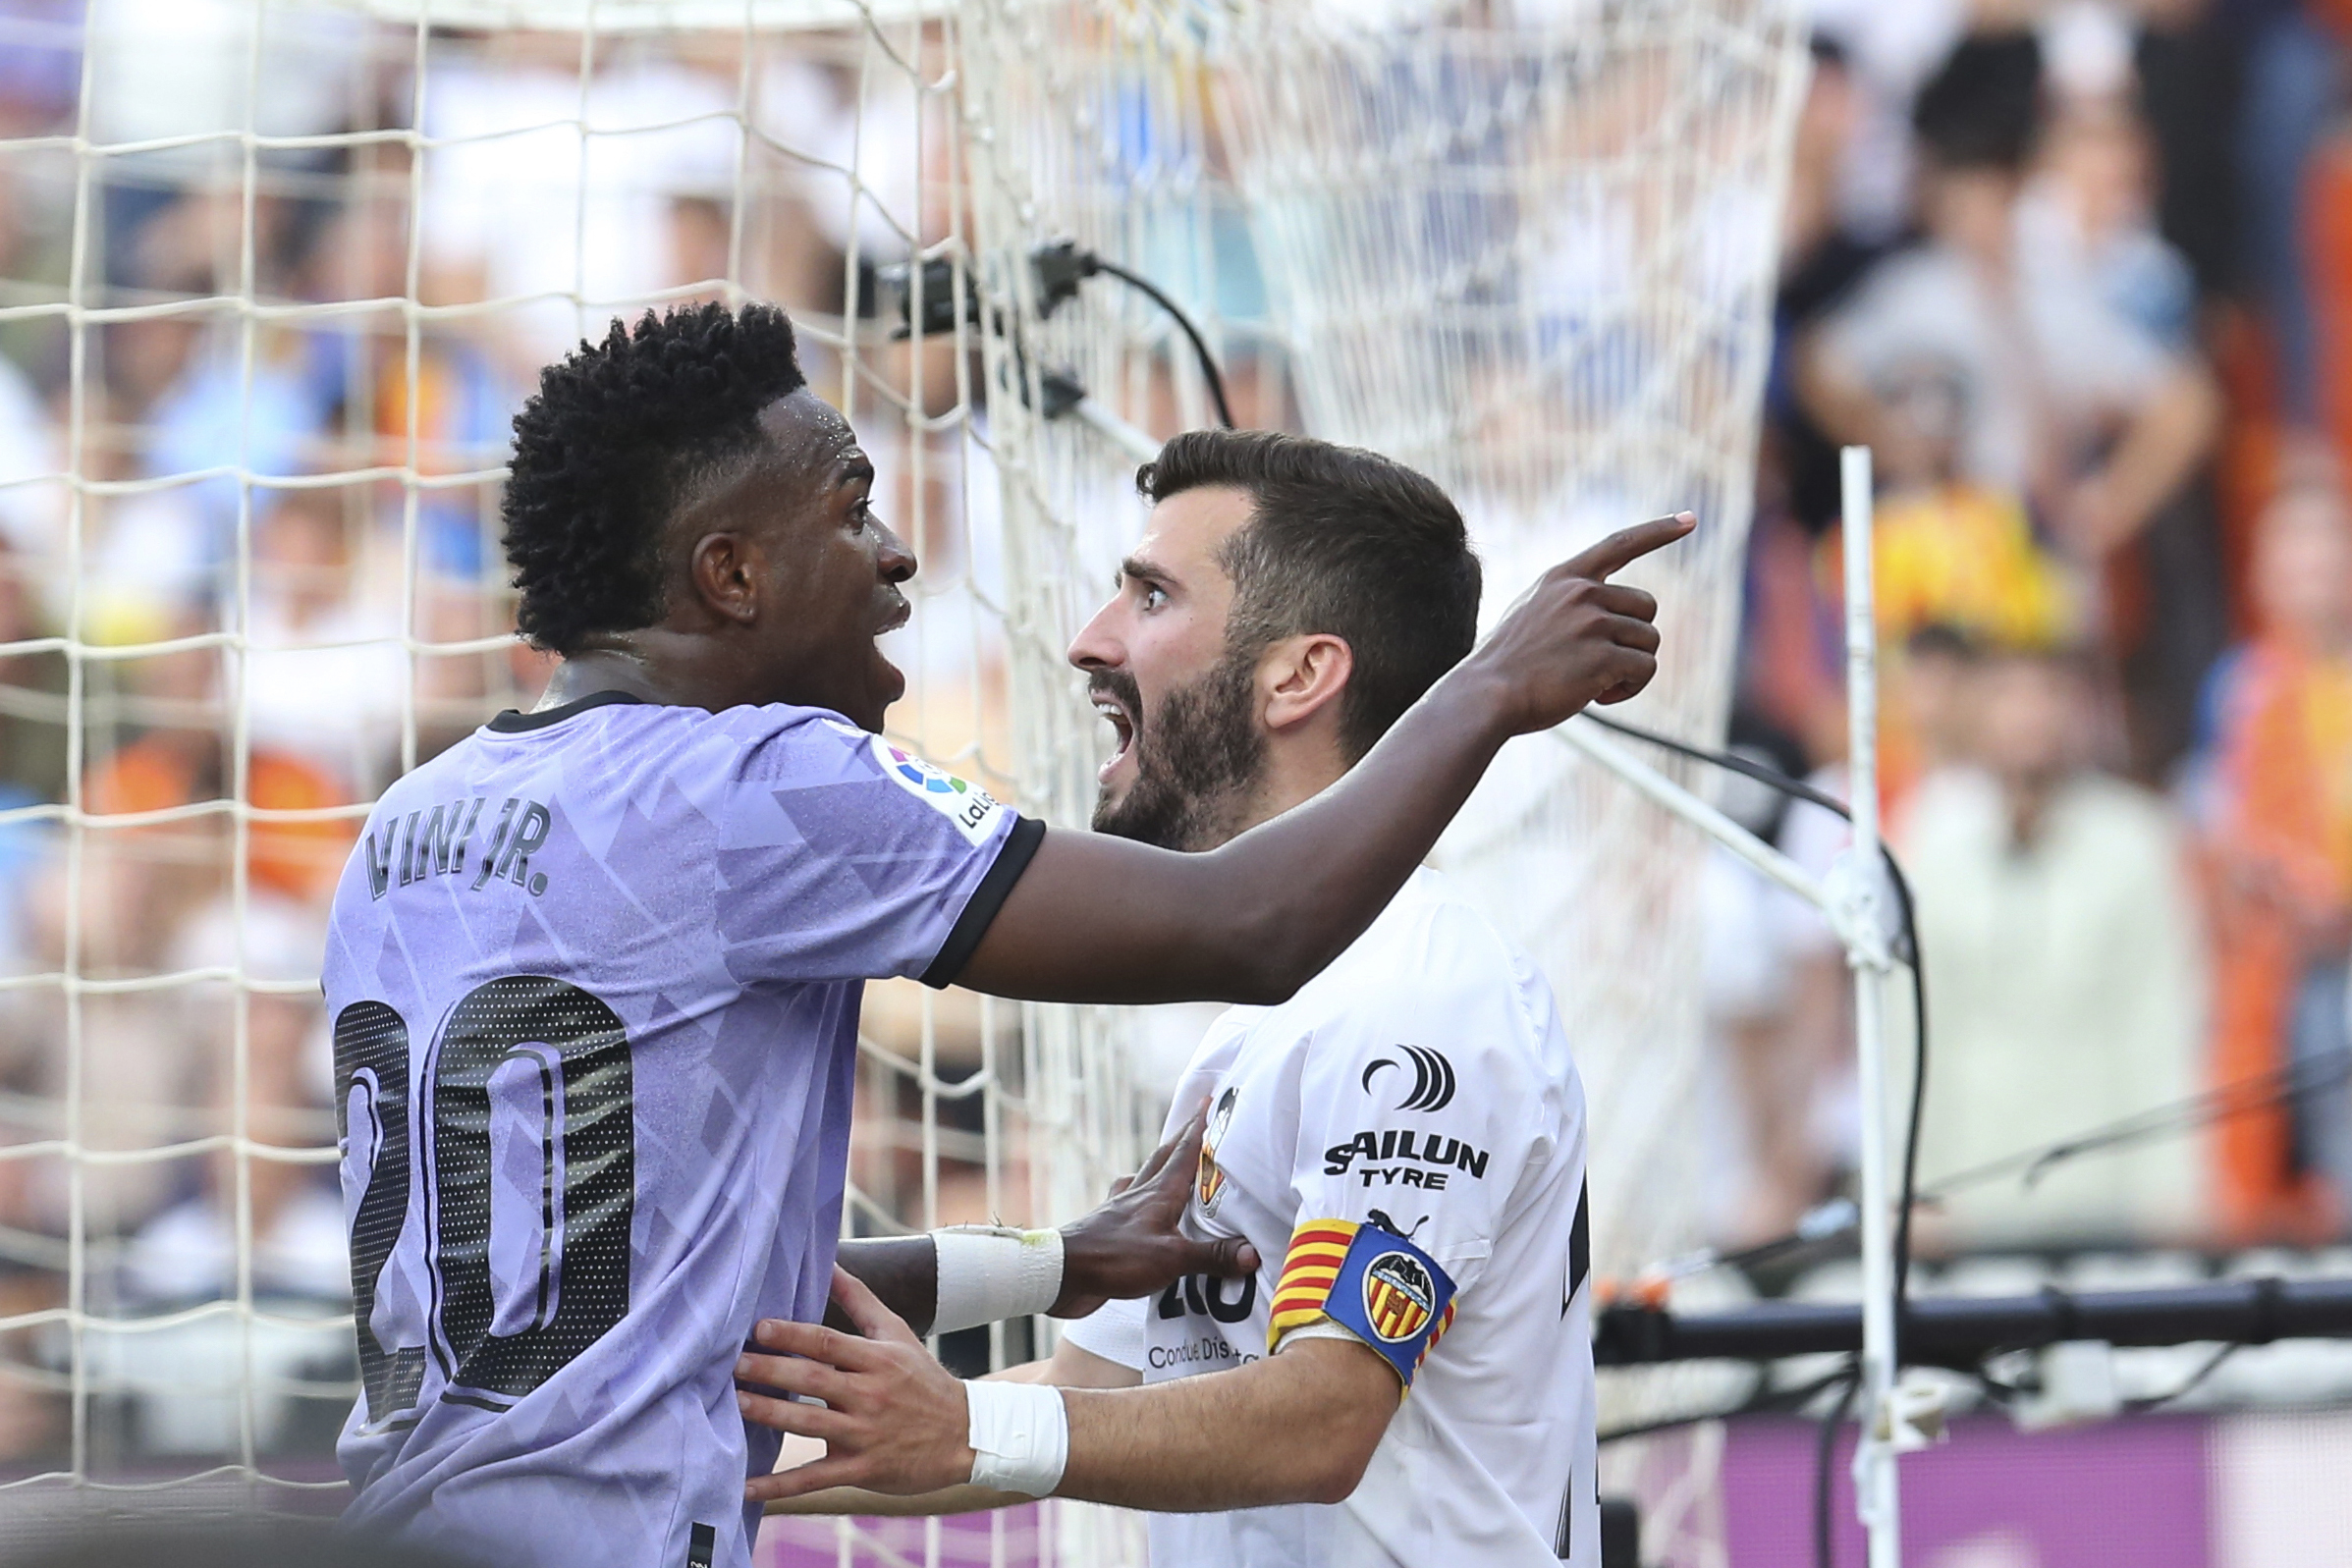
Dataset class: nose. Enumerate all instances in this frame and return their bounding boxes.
[1067,593,1123,673]
[873,516,916,585]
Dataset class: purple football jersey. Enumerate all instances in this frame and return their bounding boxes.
[321,691,1038,1568]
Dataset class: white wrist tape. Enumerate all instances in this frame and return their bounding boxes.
[930,1225,1065,1335]
[964,1379,1069,1497]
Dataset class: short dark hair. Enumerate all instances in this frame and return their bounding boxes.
[503,301,807,654]
[1913,31,2043,174]
[1136,429,1481,761]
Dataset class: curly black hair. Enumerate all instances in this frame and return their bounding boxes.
[502,301,807,654]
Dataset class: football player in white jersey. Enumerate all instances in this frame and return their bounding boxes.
[329,303,1683,1568]
[739,429,1607,1566]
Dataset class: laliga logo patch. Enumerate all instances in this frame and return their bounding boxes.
[1195,1085,1238,1217]
[886,742,968,795]
[868,733,1006,846]
[1360,1250,1439,1343]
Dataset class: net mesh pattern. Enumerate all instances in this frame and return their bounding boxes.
[0,2,1803,1561]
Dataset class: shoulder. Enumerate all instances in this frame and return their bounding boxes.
[1381,873,1537,993]
[1835,246,1969,324]
[1299,873,1556,1067]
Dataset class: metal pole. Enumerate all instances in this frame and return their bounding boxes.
[1841,445,1901,1568]
[1555,719,1832,916]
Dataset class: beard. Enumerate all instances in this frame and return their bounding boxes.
[1090,646,1267,852]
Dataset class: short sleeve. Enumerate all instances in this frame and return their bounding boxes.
[1266,908,1548,1387]
[704,711,1042,987]
[1058,1295,1146,1374]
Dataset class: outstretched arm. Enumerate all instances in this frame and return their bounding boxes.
[951,514,1691,1006]
[739,1271,1395,1512]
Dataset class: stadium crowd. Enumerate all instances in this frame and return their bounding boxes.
[1717,0,2352,1261]
[0,0,2347,1471]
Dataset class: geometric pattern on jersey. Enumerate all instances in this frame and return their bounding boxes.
[321,694,1032,1568]
[1269,1217,1457,1387]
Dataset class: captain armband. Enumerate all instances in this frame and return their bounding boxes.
[931,1225,1064,1335]
[1266,1217,1458,1388]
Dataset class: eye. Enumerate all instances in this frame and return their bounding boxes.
[1138,583,1169,612]
[848,498,872,532]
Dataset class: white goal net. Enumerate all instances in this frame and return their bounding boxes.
[0,1,1803,1562]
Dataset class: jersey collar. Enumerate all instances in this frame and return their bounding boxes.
[485,689,645,733]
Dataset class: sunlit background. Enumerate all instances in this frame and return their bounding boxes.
[1,1,2351,1564]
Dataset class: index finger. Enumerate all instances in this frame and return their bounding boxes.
[1131,1100,1208,1189]
[1560,512,1694,582]
[1150,1102,1210,1193]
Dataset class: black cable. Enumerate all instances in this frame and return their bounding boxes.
[2124,1342,2239,1412]
[1920,1050,2352,1207]
[1581,711,1854,820]
[1815,1361,1861,1568]
[1580,711,1929,1368]
[1079,255,1237,428]
[1884,852,1927,1369]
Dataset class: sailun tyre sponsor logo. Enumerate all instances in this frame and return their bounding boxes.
[1360,1044,1455,1111]
[1361,1251,1439,1343]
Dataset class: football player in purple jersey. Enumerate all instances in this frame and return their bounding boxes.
[325,301,1683,1568]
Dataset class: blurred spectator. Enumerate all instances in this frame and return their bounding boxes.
[1800,30,2217,571]
[2198,478,2352,1239]
[2019,87,2195,351]
[2235,0,2343,441]
[418,38,738,376]
[0,254,65,617]
[0,0,81,136]
[1801,0,1973,244]
[121,891,341,1309]
[1766,35,1887,539]
[241,485,411,797]
[0,536,65,813]
[81,0,367,285]
[1901,644,2207,1246]
[1841,350,2082,796]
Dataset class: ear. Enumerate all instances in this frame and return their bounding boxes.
[685,531,761,626]
[1260,632,1353,736]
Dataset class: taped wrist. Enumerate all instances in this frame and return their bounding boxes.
[964,1379,1068,1496]
[930,1225,1065,1335]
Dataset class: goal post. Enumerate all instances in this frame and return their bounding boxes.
[0,2,1815,1562]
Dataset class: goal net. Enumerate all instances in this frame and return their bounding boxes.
[0,0,1804,1562]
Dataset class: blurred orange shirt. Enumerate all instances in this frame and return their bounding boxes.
[2205,642,2352,1237]
[85,735,355,903]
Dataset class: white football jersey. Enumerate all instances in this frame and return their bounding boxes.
[1064,868,1597,1568]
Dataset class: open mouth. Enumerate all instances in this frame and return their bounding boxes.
[1090,686,1136,781]
[871,597,911,699]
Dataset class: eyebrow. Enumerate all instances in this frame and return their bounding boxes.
[837,453,876,487]
[1116,555,1176,592]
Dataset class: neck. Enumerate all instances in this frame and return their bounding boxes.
[2002,770,2064,850]
[1220,740,1351,843]
[535,635,755,714]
